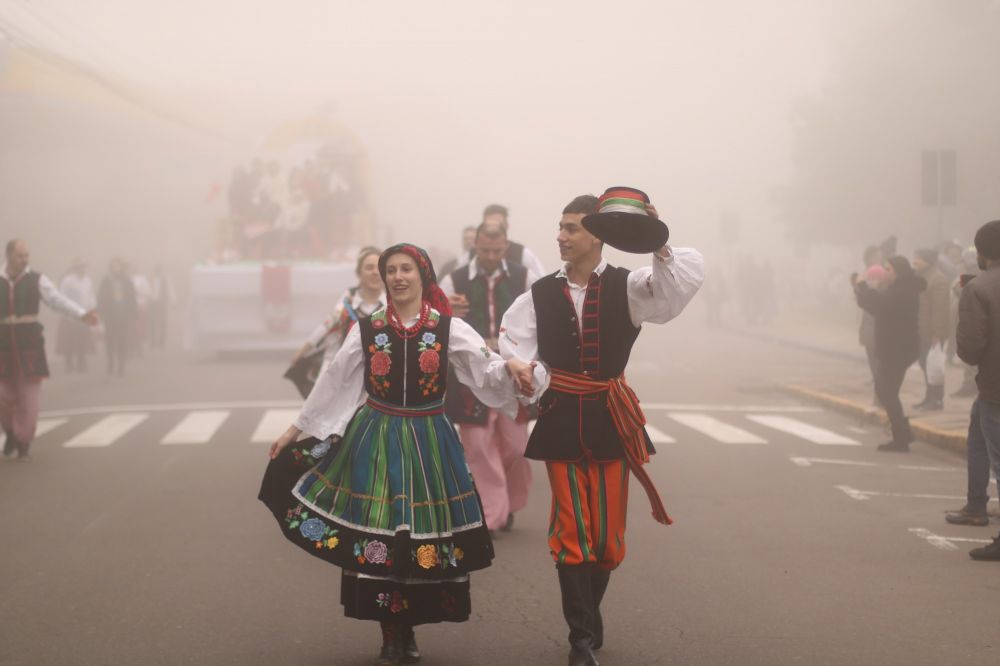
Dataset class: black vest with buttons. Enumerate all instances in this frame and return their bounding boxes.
[0,271,49,379]
[527,266,652,462]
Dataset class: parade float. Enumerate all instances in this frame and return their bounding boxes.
[188,114,377,352]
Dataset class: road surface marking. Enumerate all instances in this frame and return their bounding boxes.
[909,528,991,551]
[667,413,767,444]
[791,457,962,472]
[41,400,302,419]
[747,415,860,445]
[897,465,963,472]
[161,410,230,445]
[37,418,68,437]
[63,413,150,448]
[644,425,676,444]
[836,485,964,501]
[790,456,876,468]
[642,403,819,413]
[252,409,300,443]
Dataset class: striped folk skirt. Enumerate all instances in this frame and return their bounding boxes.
[259,398,494,625]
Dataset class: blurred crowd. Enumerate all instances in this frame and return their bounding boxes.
[56,257,175,377]
[850,222,1000,561]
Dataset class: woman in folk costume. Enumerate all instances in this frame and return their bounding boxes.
[260,243,535,666]
[285,247,386,397]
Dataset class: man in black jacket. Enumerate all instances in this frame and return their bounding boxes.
[956,219,1000,560]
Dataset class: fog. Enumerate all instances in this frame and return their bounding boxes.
[2,0,999,333]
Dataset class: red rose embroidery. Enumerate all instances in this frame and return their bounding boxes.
[419,350,440,373]
[371,351,392,376]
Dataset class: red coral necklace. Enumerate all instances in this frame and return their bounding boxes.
[387,301,429,338]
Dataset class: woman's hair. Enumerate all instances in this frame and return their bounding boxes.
[355,246,382,275]
[887,255,915,279]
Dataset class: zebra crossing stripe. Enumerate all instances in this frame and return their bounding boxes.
[161,410,230,445]
[667,413,767,444]
[251,409,300,443]
[36,418,68,437]
[63,413,150,448]
[644,425,676,444]
[746,415,860,446]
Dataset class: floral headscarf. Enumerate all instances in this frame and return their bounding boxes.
[378,243,453,316]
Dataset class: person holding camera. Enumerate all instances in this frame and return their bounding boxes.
[852,256,925,452]
[956,220,1000,560]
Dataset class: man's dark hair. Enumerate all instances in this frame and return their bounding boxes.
[562,195,599,216]
[974,220,1000,261]
[482,204,508,221]
[6,239,23,256]
[476,221,507,242]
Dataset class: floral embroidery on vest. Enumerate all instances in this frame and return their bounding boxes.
[417,331,442,397]
[368,329,392,397]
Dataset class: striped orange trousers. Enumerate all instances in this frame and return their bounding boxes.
[546,459,629,570]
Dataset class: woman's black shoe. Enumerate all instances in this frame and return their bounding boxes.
[401,626,420,663]
[377,623,403,666]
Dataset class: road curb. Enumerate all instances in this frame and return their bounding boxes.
[782,384,967,457]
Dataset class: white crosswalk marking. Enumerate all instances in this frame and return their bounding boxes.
[668,413,767,444]
[251,409,300,443]
[1,419,67,450]
[36,418,68,437]
[644,425,676,444]
[63,413,149,448]
[746,415,860,446]
[161,410,230,445]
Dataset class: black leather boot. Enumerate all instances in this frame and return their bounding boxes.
[590,568,611,651]
[401,625,420,663]
[557,565,600,666]
[377,622,403,666]
[2,431,17,457]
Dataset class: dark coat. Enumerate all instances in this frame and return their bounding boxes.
[957,266,1000,405]
[855,274,925,367]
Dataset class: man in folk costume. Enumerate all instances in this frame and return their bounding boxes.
[2,239,99,459]
[440,221,541,533]
[500,189,704,666]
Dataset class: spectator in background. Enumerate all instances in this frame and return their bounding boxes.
[129,264,151,357]
[58,258,96,373]
[853,256,925,452]
[955,220,1000,560]
[459,204,546,279]
[438,226,477,277]
[98,258,137,377]
[859,263,887,404]
[952,246,981,397]
[912,248,951,411]
[148,264,175,349]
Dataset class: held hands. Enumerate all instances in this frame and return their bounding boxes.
[81,310,99,326]
[505,358,537,397]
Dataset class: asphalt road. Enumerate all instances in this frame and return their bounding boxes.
[1,314,996,665]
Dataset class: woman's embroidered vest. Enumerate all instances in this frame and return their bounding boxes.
[360,308,451,407]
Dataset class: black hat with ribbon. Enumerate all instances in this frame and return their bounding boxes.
[581,186,669,254]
